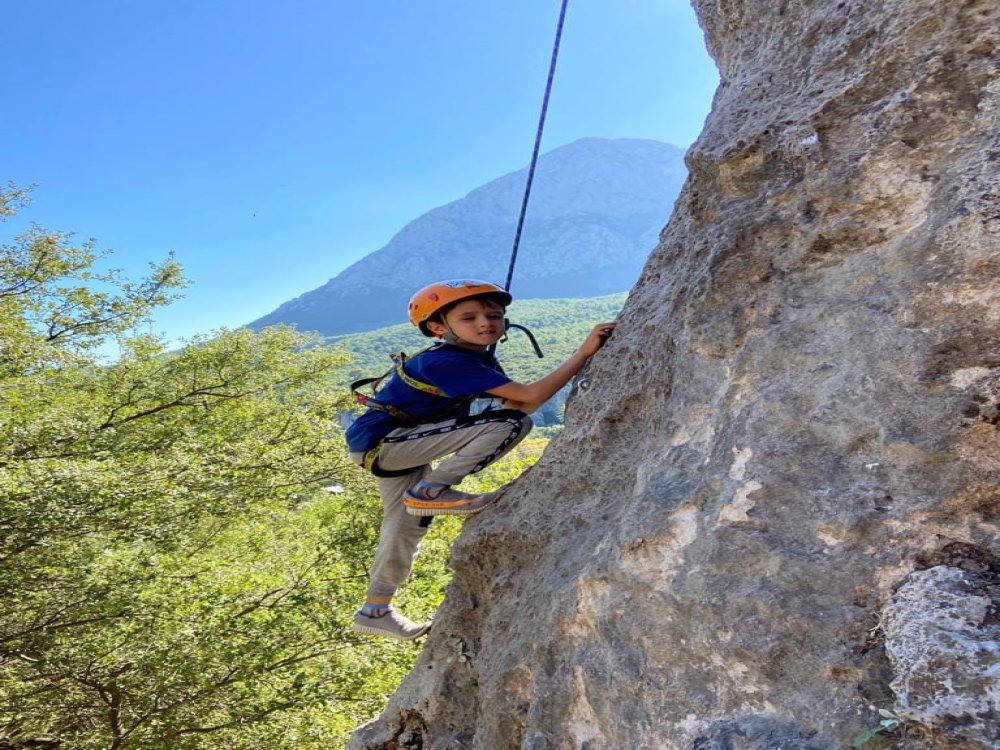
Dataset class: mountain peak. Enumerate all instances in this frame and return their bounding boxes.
[250,137,687,336]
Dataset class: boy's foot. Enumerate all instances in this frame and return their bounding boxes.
[403,486,498,517]
[352,608,431,640]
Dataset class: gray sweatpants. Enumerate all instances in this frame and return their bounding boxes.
[350,409,532,600]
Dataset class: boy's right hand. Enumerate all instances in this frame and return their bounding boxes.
[578,323,616,358]
[487,323,617,409]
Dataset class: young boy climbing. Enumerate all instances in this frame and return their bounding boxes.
[347,279,615,640]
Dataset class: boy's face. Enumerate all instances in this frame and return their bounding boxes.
[427,299,505,347]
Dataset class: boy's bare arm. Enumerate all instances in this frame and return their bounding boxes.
[488,323,615,412]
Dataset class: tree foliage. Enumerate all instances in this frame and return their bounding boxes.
[0,188,416,749]
[0,185,553,749]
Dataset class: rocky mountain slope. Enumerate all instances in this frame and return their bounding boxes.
[250,138,685,335]
[350,1,1000,748]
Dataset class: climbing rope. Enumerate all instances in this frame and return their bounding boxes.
[503,0,570,294]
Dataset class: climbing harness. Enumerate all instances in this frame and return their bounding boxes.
[351,343,512,478]
[350,346,475,428]
[358,407,529,479]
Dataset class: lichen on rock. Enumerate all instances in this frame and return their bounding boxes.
[881,565,1000,746]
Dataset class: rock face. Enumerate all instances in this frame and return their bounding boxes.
[881,566,999,746]
[349,1,1000,749]
[250,138,686,336]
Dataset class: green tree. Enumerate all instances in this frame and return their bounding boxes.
[0,185,554,749]
[0,187,417,749]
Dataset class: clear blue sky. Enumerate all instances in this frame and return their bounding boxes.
[1,0,718,342]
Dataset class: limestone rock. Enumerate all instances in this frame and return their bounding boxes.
[349,0,1000,748]
[881,566,999,746]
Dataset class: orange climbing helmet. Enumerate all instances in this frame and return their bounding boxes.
[408,279,512,336]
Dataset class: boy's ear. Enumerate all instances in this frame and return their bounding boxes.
[425,319,447,337]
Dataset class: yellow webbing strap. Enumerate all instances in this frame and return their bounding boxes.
[355,392,413,423]
[394,361,447,397]
[361,446,380,473]
[361,444,422,478]
[350,347,450,426]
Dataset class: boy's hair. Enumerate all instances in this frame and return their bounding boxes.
[426,292,509,325]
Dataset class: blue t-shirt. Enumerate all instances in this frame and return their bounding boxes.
[345,344,512,452]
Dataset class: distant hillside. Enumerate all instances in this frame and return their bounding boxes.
[332,293,627,426]
[251,138,684,336]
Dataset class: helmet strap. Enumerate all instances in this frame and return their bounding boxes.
[440,320,486,351]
